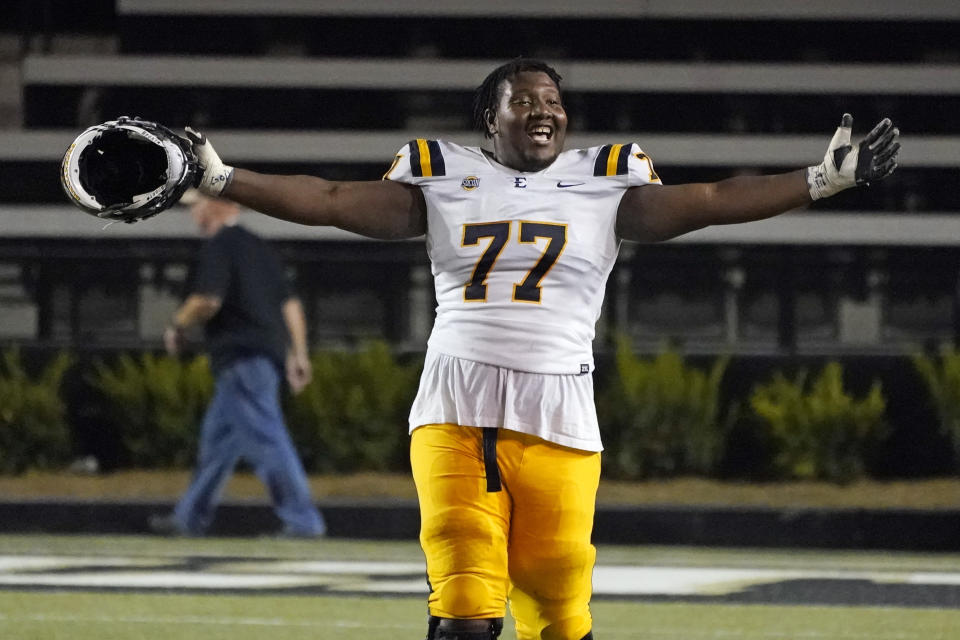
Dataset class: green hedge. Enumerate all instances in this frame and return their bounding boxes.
[286,341,421,473]
[912,348,960,471]
[83,343,420,472]
[598,338,730,479]
[749,362,887,482]
[0,347,73,474]
[86,353,214,468]
[11,342,960,482]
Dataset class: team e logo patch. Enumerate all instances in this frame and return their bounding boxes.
[461,176,480,190]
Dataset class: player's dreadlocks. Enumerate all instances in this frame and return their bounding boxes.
[472,58,563,138]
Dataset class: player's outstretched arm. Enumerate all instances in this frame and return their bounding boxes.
[616,114,900,243]
[186,128,427,240]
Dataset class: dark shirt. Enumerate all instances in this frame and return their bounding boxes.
[191,224,291,373]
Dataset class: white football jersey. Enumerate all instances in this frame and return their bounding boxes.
[385,139,661,375]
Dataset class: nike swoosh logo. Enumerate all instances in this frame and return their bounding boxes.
[556,181,585,188]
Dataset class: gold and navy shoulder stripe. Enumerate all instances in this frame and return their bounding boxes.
[408,139,446,177]
[593,143,633,177]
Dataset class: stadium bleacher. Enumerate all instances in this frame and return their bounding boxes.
[1,0,959,354]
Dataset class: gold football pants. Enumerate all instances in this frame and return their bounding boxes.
[411,423,600,640]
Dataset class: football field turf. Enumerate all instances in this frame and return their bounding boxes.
[1,535,959,639]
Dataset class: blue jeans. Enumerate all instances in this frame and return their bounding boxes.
[173,355,325,536]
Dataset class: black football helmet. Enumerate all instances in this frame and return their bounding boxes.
[60,116,199,223]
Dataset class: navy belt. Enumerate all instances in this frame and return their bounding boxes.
[481,427,502,492]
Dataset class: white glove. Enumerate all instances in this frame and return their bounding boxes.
[806,113,900,201]
[184,127,234,196]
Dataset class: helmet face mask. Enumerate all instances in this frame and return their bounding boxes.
[78,130,168,208]
[61,116,199,223]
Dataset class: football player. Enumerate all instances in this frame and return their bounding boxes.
[184,59,899,640]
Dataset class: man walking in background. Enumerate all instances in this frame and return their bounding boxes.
[149,191,325,538]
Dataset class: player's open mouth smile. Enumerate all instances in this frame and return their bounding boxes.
[528,125,553,143]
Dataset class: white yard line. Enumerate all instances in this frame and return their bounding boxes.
[3,555,960,596]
